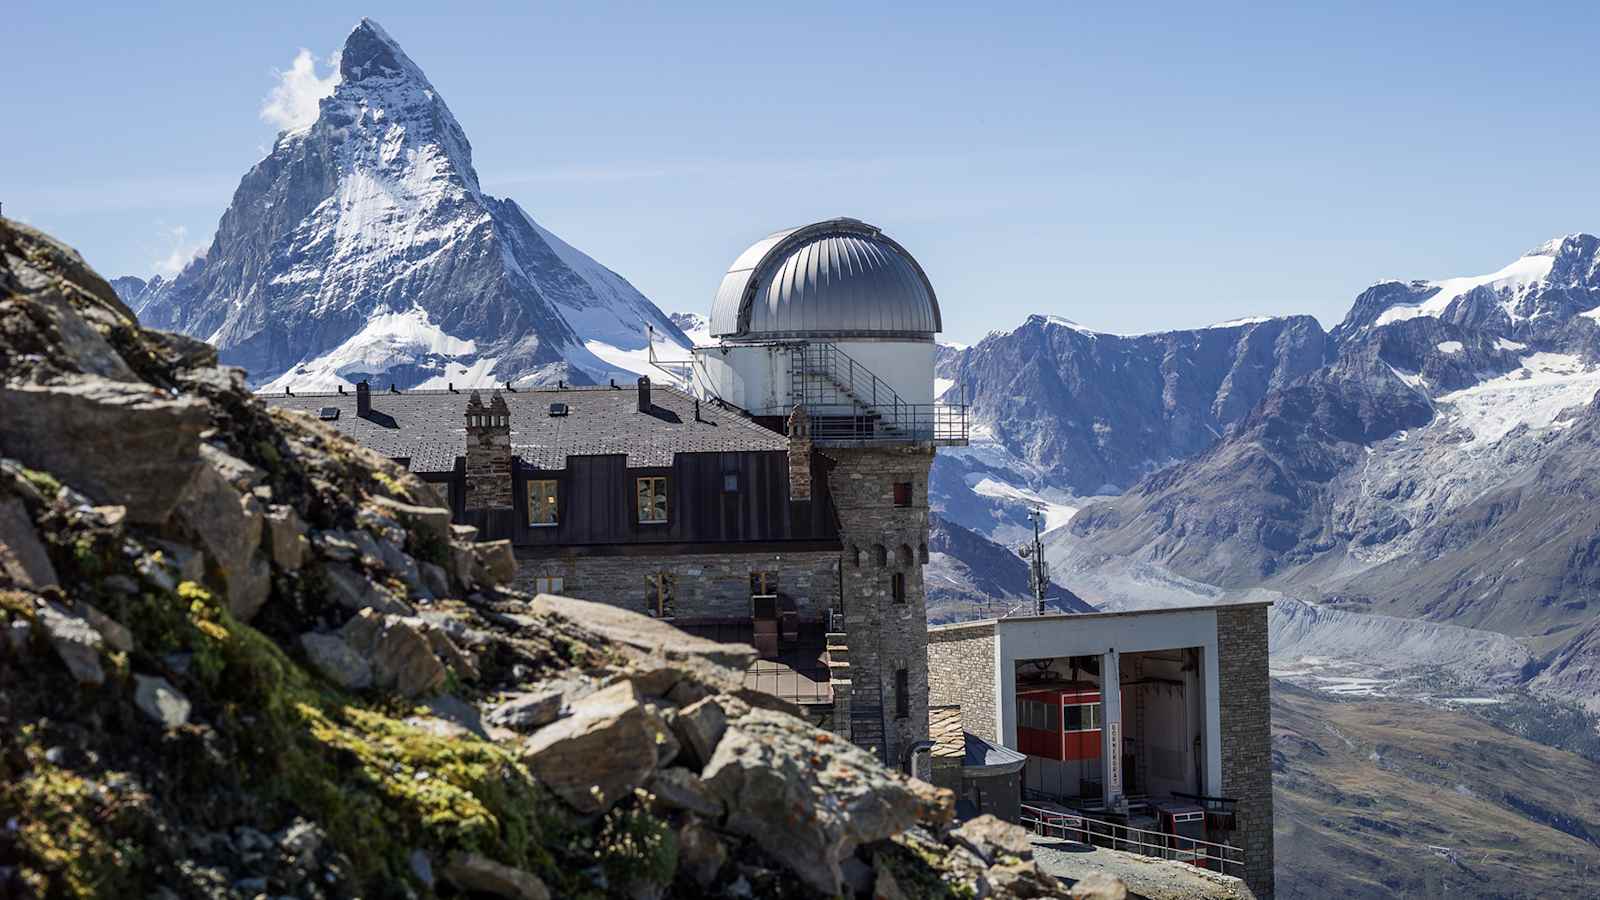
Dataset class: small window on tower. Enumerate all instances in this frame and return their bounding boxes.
[892,572,906,603]
[895,668,909,719]
[723,472,739,493]
[893,481,912,507]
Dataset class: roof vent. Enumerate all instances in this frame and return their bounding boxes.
[318,407,340,421]
[548,402,570,417]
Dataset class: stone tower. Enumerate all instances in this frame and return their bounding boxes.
[464,389,512,510]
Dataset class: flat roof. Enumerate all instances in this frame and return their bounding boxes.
[927,599,1274,634]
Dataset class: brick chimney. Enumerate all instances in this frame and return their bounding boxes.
[356,379,372,418]
[637,376,652,413]
[464,390,513,510]
[786,404,812,501]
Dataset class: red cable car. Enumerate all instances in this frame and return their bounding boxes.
[1016,683,1118,762]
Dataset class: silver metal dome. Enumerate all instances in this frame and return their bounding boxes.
[709,218,941,341]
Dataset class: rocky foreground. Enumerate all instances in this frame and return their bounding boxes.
[0,218,1093,898]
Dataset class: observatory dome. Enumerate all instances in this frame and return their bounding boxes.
[709,218,941,341]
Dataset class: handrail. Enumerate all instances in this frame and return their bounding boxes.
[1019,803,1245,878]
[789,342,967,444]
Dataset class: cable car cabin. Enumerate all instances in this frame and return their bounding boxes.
[1016,683,1119,762]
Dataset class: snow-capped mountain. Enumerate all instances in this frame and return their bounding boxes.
[1065,233,1600,709]
[119,19,688,390]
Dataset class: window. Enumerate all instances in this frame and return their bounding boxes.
[919,542,929,564]
[648,571,675,618]
[850,545,862,568]
[1017,698,1060,732]
[750,571,778,596]
[528,479,559,526]
[636,476,668,523]
[892,572,906,603]
[722,472,739,493]
[1063,702,1102,733]
[895,668,909,719]
[893,481,912,507]
[873,544,888,567]
[533,576,565,594]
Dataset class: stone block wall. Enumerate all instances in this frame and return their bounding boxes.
[927,622,997,744]
[512,549,840,623]
[1216,603,1274,899]
[825,445,935,772]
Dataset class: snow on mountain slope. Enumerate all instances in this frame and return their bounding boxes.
[128,19,687,390]
[1374,251,1557,326]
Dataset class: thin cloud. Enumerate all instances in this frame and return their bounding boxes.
[153,225,207,277]
[260,48,339,131]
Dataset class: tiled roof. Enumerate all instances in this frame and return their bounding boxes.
[262,384,790,474]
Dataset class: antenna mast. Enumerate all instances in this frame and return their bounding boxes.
[1017,506,1049,617]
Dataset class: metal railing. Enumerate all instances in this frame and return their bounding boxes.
[790,342,968,445]
[743,660,834,704]
[1020,803,1245,879]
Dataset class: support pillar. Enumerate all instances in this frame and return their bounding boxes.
[1101,648,1123,810]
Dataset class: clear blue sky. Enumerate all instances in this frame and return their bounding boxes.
[6,1,1598,343]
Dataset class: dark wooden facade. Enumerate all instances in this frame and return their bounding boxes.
[433,449,843,555]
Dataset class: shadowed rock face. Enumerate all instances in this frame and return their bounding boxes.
[120,18,687,391]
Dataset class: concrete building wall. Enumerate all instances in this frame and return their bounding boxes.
[512,549,840,622]
[927,622,997,744]
[1216,603,1275,899]
[826,444,934,772]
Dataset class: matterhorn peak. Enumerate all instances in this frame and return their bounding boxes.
[124,19,688,392]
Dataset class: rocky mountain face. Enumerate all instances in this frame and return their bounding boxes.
[121,19,687,391]
[1068,234,1600,708]
[1,218,1077,898]
[929,313,1327,551]
[924,514,1091,623]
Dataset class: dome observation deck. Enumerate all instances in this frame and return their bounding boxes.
[709,218,941,342]
[692,218,966,446]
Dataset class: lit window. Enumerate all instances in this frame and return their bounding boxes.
[637,476,669,524]
[533,576,565,594]
[528,479,559,526]
[649,572,675,617]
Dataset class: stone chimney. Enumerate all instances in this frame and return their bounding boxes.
[786,404,812,501]
[637,376,652,413]
[356,379,371,418]
[464,390,513,510]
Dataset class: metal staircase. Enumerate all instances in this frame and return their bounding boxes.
[787,342,967,445]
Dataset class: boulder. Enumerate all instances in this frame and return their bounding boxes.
[151,540,205,583]
[486,689,565,732]
[473,539,517,585]
[262,504,308,571]
[419,560,449,597]
[323,563,413,616]
[1069,873,1130,900]
[647,766,723,818]
[299,632,372,690]
[367,495,451,545]
[671,695,728,770]
[676,818,727,889]
[36,600,104,685]
[442,852,550,900]
[0,379,208,524]
[700,708,926,896]
[951,815,1033,864]
[340,610,445,698]
[532,594,757,671]
[520,680,668,814]
[446,541,477,591]
[176,454,269,620]
[134,674,192,728]
[0,497,59,591]
[82,603,133,653]
[424,694,488,739]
